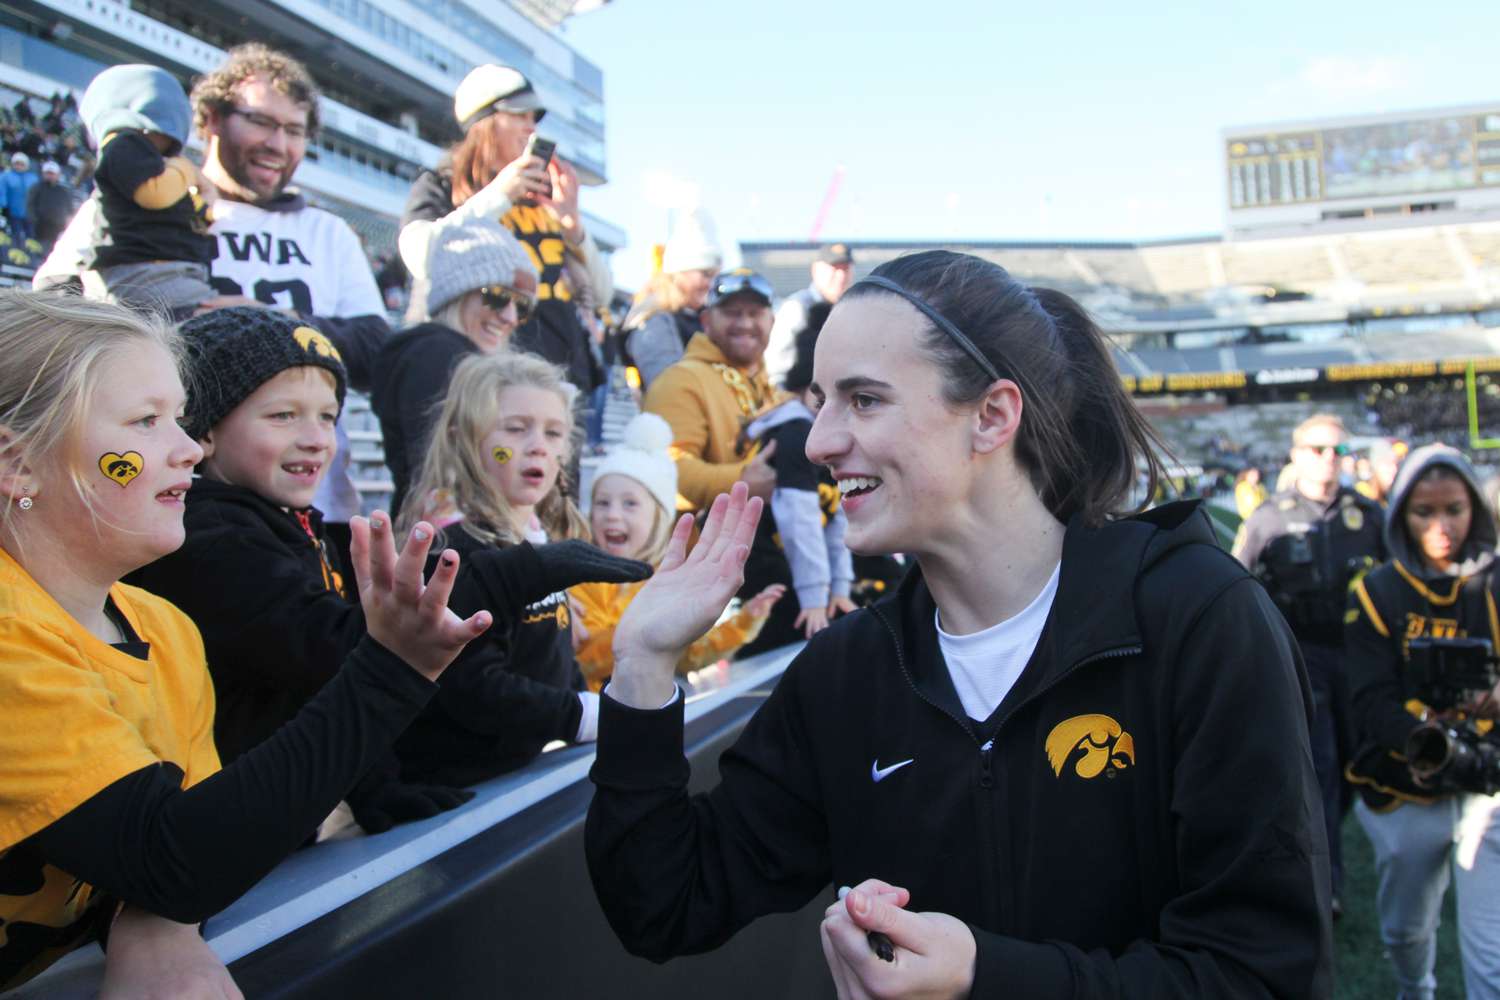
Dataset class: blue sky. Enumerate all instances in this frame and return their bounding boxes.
[559,1,1500,287]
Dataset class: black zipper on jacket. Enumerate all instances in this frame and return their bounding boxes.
[872,603,1140,934]
[870,604,982,748]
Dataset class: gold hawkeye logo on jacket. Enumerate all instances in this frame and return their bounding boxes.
[1045,714,1136,779]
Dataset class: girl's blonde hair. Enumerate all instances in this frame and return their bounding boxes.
[623,271,699,331]
[401,350,588,547]
[591,472,675,566]
[0,289,179,539]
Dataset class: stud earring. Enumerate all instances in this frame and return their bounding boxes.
[17,496,32,511]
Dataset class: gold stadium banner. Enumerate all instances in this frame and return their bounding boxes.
[1121,356,1500,396]
[1325,361,1437,382]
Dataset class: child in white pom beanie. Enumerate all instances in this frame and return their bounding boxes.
[572,412,784,691]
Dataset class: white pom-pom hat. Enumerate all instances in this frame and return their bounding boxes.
[590,413,678,515]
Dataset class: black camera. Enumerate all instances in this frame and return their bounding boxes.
[1403,636,1500,795]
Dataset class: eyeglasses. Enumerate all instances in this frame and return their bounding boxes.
[480,286,535,323]
[708,270,774,306]
[228,107,309,142]
[1300,443,1350,457]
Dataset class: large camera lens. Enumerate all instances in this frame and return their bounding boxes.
[1405,723,1455,779]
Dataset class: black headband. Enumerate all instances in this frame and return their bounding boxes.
[854,275,1001,383]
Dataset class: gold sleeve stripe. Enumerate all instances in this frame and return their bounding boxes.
[1354,579,1390,638]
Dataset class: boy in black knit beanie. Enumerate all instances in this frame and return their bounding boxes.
[132,306,473,834]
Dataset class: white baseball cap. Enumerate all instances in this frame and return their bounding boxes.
[453,64,546,132]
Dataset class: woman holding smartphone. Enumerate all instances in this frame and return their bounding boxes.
[397,62,609,398]
[586,250,1332,998]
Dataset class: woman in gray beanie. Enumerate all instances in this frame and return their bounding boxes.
[371,216,538,518]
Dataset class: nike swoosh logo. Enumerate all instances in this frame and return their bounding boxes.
[871,758,915,782]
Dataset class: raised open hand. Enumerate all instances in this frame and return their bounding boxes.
[350,512,491,681]
[609,483,763,707]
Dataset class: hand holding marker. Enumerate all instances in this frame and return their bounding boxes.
[838,885,895,962]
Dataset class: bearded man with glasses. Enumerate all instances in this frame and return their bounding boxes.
[1235,412,1386,920]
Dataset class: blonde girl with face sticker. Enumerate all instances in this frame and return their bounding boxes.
[586,250,1332,998]
[571,413,784,692]
[390,351,654,787]
[0,290,489,995]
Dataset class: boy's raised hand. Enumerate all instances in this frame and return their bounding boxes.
[609,483,762,708]
[350,512,490,682]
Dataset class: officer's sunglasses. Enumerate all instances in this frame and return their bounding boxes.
[479,286,535,324]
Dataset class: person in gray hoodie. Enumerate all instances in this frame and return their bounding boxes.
[1345,443,1500,1000]
[77,64,216,318]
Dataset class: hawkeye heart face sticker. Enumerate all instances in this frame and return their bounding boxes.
[492,446,513,464]
[99,451,144,487]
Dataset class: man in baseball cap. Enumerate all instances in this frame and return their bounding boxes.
[642,267,780,513]
[767,243,856,388]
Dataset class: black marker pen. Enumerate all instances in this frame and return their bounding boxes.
[837,886,895,962]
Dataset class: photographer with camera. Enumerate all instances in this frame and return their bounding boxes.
[1235,413,1385,917]
[1345,443,1500,1000]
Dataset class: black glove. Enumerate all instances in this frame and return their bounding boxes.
[465,540,651,625]
[347,776,475,834]
[346,753,474,834]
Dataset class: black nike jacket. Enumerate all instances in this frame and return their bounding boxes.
[587,500,1332,997]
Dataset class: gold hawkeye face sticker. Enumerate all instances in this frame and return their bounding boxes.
[99,451,144,487]
[492,446,513,464]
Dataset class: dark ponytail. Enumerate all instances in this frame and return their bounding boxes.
[843,250,1168,525]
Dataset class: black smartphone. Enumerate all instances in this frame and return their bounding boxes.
[524,134,557,166]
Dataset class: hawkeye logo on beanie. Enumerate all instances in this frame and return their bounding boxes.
[292,326,342,362]
[1045,714,1135,780]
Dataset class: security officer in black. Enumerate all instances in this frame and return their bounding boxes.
[1234,413,1384,918]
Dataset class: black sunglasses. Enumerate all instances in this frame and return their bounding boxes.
[710,271,774,305]
[480,286,535,323]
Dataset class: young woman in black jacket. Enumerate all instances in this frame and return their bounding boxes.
[587,250,1332,998]
[1345,443,1500,1000]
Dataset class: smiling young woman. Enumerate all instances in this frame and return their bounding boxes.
[587,250,1332,999]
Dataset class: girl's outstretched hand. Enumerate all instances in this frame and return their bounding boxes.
[351,512,491,682]
[609,483,762,708]
[744,583,787,619]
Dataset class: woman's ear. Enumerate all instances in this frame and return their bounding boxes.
[972,379,1023,455]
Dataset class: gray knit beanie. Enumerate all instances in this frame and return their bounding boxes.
[425,217,539,316]
[178,307,348,440]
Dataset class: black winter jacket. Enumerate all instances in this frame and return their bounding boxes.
[370,321,475,519]
[393,523,584,786]
[587,501,1332,998]
[130,477,360,762]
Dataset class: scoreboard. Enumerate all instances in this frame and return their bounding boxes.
[1226,107,1500,210]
